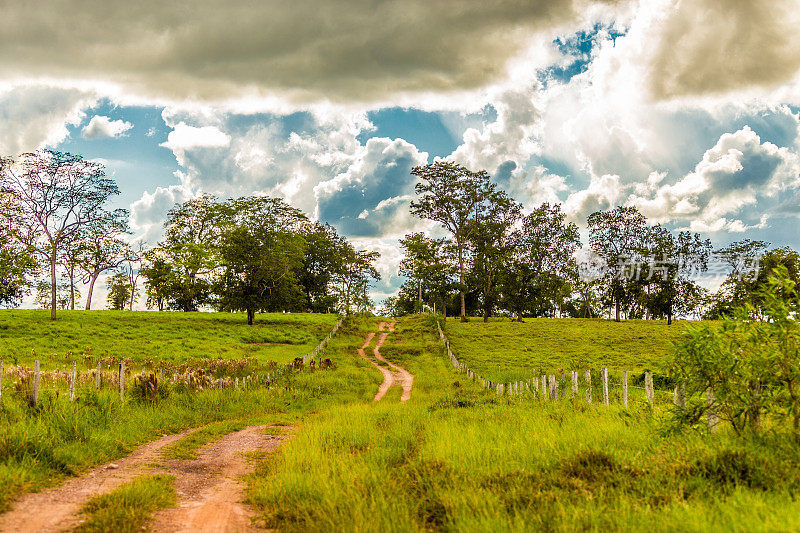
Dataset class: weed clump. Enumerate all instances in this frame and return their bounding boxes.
[130,373,170,403]
[692,450,770,490]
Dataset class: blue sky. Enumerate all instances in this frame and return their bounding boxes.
[2,0,800,306]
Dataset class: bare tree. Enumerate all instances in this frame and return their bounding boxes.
[0,150,125,320]
[76,215,134,310]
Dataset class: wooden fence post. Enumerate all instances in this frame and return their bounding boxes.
[602,368,609,406]
[33,360,40,407]
[645,372,653,404]
[622,370,628,408]
[571,371,578,399]
[549,375,556,400]
[676,383,686,409]
[0,360,3,403]
[532,376,539,399]
[707,388,718,432]
[95,362,101,389]
[235,377,239,390]
[69,362,76,402]
[118,362,125,401]
[541,375,547,399]
[585,369,591,404]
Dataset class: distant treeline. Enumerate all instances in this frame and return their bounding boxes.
[0,150,379,323]
[387,162,800,323]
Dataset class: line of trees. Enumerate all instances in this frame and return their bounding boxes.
[1,151,380,323]
[388,161,800,323]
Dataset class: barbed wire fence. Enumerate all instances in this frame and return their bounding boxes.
[435,319,709,417]
[0,316,344,407]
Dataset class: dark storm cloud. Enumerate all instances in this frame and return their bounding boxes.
[0,0,616,102]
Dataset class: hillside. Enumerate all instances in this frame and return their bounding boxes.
[442,317,693,382]
[0,310,339,368]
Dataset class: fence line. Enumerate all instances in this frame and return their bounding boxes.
[0,316,345,405]
[437,319,678,410]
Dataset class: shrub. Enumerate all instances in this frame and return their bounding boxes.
[671,266,800,436]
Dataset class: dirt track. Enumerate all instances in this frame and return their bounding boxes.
[150,425,290,532]
[358,321,414,402]
[0,425,290,533]
[0,429,196,533]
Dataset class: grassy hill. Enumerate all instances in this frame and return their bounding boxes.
[248,315,800,532]
[0,310,339,369]
[442,317,693,382]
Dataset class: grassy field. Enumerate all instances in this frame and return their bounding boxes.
[246,315,800,532]
[0,314,379,512]
[442,317,693,382]
[0,310,338,368]
[2,311,798,531]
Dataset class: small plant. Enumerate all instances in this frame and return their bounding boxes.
[131,373,170,403]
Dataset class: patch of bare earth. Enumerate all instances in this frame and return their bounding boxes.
[358,322,414,402]
[0,429,197,533]
[150,425,291,532]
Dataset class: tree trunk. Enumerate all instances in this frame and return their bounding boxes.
[442,298,447,320]
[69,266,75,310]
[615,297,621,322]
[85,272,100,310]
[458,241,467,322]
[418,279,422,313]
[50,249,57,320]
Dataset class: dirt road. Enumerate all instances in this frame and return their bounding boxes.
[0,425,290,533]
[0,429,196,533]
[150,425,290,532]
[358,321,414,402]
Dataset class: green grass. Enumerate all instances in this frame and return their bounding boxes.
[75,474,176,532]
[247,315,800,532]
[3,311,798,531]
[0,310,338,368]
[443,317,695,382]
[0,315,378,512]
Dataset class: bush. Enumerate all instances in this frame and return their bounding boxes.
[671,266,800,436]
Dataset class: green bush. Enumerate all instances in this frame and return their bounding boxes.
[672,266,800,436]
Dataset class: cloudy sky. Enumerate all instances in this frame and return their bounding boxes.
[3,0,800,304]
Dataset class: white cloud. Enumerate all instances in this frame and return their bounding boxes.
[0,85,95,154]
[130,183,194,242]
[161,123,230,151]
[82,115,133,139]
[627,126,800,232]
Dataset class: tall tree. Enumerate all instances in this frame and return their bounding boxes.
[500,203,581,320]
[106,272,131,311]
[213,197,307,324]
[642,226,711,324]
[158,194,219,311]
[468,190,521,322]
[399,233,457,316]
[0,226,36,308]
[587,206,650,322]
[410,162,496,322]
[330,239,380,316]
[140,251,175,311]
[0,151,124,319]
[298,222,341,312]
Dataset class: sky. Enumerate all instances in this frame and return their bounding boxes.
[2,0,800,307]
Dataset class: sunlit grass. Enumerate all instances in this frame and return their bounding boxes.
[0,309,338,368]
[248,315,800,532]
[443,317,696,382]
[75,474,176,533]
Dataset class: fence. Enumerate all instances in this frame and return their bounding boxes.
[436,320,713,423]
[0,316,344,406]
